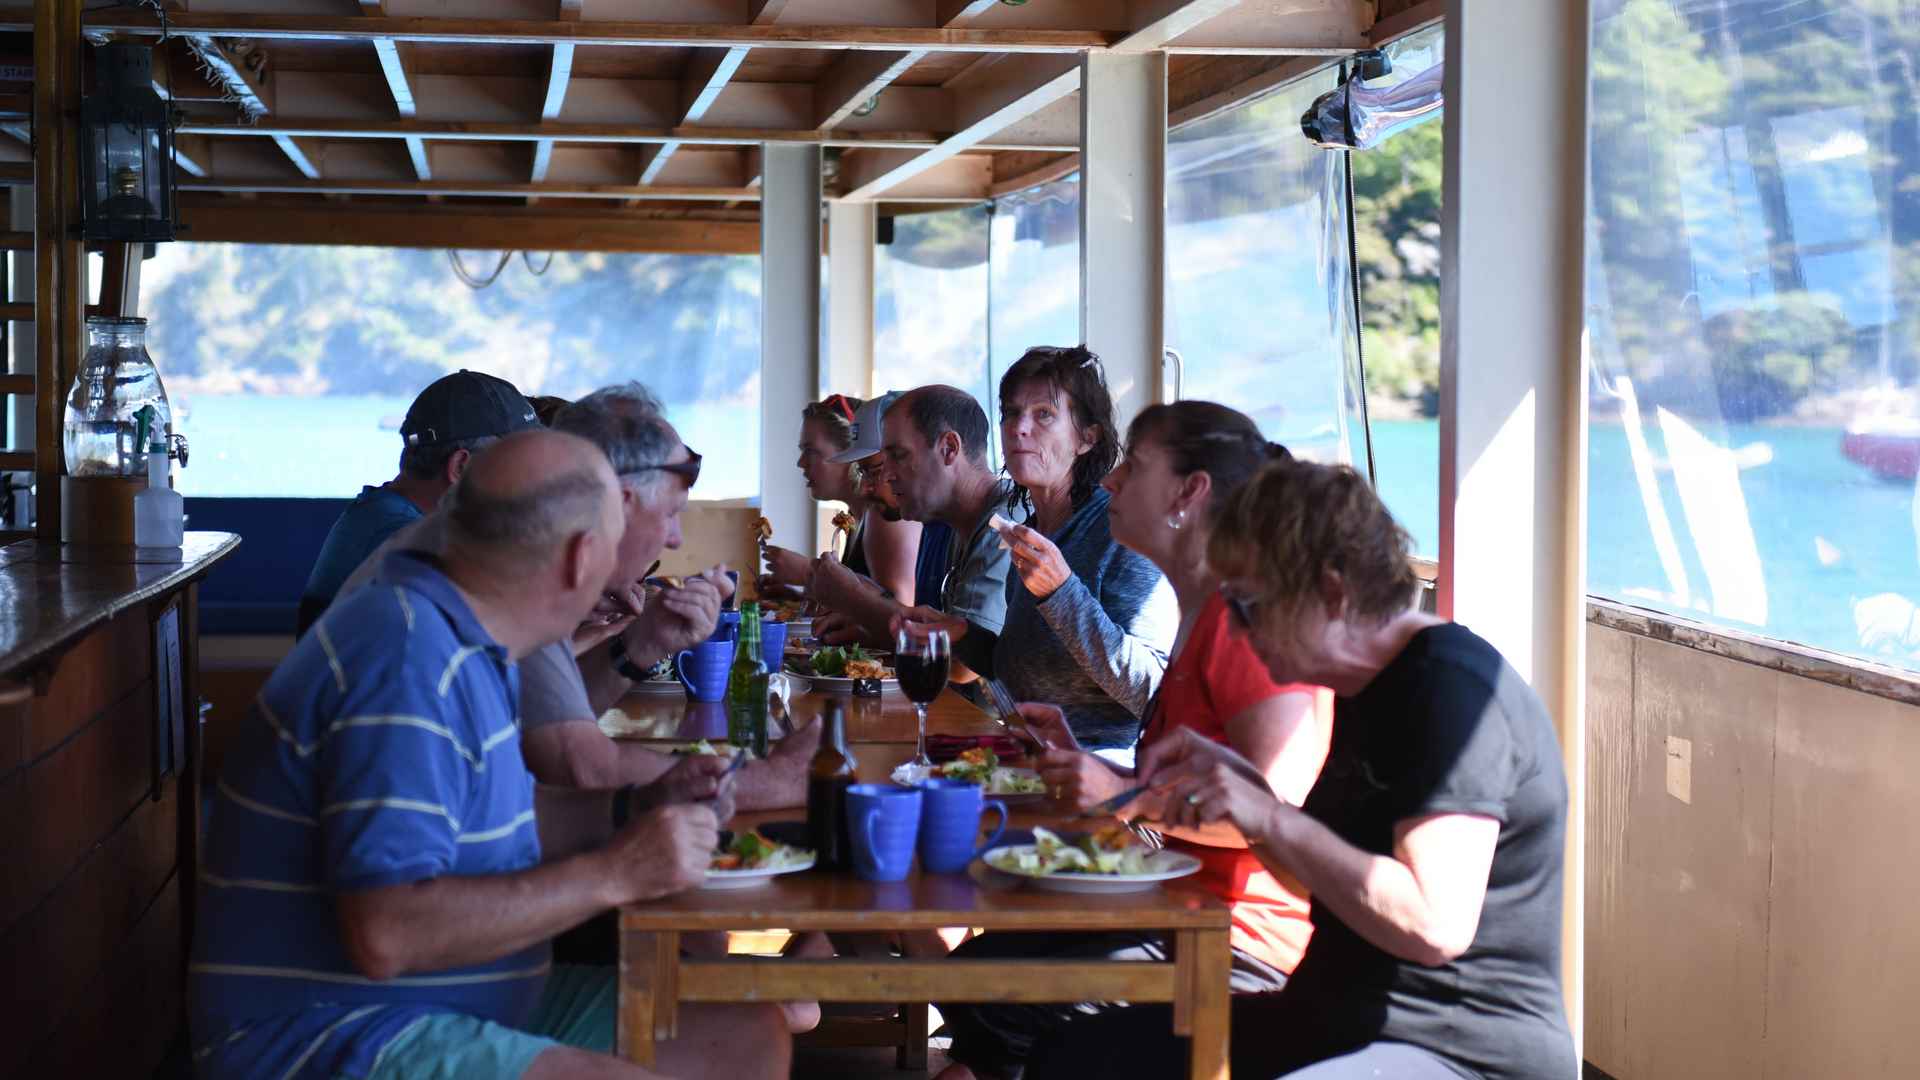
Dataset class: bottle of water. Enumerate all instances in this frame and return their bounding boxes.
[133,433,183,548]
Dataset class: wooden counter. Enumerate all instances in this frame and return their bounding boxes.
[0,531,241,1078]
[0,532,241,675]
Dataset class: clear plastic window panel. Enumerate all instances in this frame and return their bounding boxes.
[872,205,993,431]
[1165,68,1368,480]
[989,175,1083,436]
[1588,0,1920,671]
[138,243,764,499]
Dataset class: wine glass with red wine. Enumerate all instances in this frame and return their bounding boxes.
[895,626,951,767]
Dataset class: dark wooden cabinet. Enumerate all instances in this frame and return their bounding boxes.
[0,534,239,1077]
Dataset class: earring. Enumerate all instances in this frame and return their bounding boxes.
[1167,509,1186,531]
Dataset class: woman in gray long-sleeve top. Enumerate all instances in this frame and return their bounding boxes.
[990,346,1178,751]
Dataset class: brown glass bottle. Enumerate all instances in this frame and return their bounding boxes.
[804,701,857,870]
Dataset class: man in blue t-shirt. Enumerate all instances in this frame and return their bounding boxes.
[296,370,541,635]
[194,429,792,1079]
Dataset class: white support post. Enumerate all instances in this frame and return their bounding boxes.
[1078,51,1167,436]
[759,142,822,558]
[825,199,875,400]
[1439,0,1590,1051]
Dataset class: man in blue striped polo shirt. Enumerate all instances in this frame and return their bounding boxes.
[191,430,790,1079]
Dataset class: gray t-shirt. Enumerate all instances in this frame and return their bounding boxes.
[945,480,1026,675]
[331,511,594,732]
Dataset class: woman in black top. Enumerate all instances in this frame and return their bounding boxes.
[1027,459,1576,1080]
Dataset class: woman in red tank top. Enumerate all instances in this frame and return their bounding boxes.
[933,402,1333,1080]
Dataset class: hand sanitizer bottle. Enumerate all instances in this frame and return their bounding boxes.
[134,433,184,548]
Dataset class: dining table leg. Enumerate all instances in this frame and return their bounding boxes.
[1178,927,1232,1080]
[618,928,681,1066]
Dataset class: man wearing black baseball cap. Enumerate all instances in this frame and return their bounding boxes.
[296,370,540,634]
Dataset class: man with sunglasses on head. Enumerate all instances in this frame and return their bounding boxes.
[330,383,821,819]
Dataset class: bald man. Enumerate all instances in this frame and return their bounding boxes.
[191,430,791,1080]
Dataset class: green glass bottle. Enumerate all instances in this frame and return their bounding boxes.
[726,602,770,758]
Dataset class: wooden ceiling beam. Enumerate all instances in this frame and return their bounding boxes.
[181,33,271,118]
[842,52,1079,200]
[748,1,794,24]
[179,178,761,201]
[642,46,750,185]
[812,48,926,131]
[271,134,322,180]
[937,2,1000,27]
[1113,0,1249,53]
[1160,0,1372,53]
[175,196,761,254]
[172,133,212,179]
[62,12,1116,53]
[840,149,991,202]
[531,1,582,199]
[177,118,1070,151]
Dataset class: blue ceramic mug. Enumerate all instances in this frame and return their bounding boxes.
[676,639,733,702]
[707,610,741,643]
[916,778,1009,874]
[760,619,788,672]
[846,783,923,882]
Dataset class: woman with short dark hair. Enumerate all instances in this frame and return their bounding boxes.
[1026,458,1577,1080]
[985,346,1177,751]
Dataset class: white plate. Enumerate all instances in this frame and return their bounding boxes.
[981,845,1202,893]
[702,852,816,890]
[891,763,1047,801]
[800,672,900,695]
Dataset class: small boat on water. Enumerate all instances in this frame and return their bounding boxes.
[1842,416,1920,482]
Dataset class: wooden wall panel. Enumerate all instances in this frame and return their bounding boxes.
[17,608,153,766]
[1613,637,1775,1080]
[1582,625,1634,1078]
[660,504,762,592]
[19,880,185,1078]
[1764,678,1920,1079]
[0,783,180,1078]
[0,686,157,929]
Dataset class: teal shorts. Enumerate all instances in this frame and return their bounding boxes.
[361,965,616,1079]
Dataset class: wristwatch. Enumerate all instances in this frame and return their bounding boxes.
[607,632,653,683]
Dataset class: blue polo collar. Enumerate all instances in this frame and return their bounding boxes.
[372,549,511,661]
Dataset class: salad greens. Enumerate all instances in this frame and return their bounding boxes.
[807,644,873,677]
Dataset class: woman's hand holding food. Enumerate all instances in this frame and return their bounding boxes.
[1002,523,1073,600]
[1136,727,1289,842]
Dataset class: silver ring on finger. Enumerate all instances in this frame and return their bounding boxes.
[1186,792,1202,806]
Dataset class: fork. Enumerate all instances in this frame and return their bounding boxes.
[982,679,1048,752]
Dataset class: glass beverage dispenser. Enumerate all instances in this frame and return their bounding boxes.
[61,316,187,551]
[64,316,179,477]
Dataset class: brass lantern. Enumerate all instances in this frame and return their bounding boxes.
[78,42,176,244]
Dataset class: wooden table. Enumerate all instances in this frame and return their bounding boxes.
[610,682,1003,745]
[611,688,1235,1079]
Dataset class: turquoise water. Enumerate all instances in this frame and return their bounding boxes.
[173,393,761,502]
[173,394,1920,671]
[1372,417,1920,670]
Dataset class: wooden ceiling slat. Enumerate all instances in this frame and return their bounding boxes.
[181,118,960,148]
[61,12,1118,53]
[180,178,762,201]
[812,48,926,130]
[177,196,761,254]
